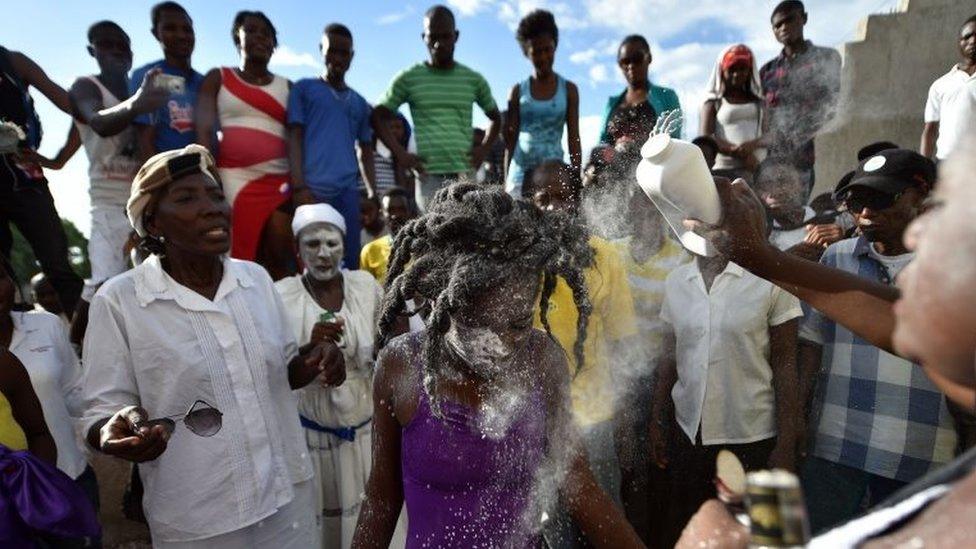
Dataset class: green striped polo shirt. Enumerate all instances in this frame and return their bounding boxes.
[378,62,497,175]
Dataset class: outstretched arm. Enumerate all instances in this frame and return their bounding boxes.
[70,70,169,138]
[686,178,899,352]
[22,123,80,169]
[10,50,70,113]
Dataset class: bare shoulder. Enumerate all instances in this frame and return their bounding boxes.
[565,80,579,98]
[375,333,422,422]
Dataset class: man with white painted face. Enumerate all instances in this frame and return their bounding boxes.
[274,204,390,549]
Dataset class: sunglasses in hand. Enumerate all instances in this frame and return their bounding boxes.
[135,400,223,437]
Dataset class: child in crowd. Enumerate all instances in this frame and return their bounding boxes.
[359,190,387,247]
[370,109,412,196]
[288,23,375,270]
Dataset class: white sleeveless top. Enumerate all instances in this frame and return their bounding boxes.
[713,99,764,171]
[74,76,140,208]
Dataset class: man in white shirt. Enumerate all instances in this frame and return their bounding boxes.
[650,252,803,547]
[921,15,976,159]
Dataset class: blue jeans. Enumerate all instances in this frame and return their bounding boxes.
[801,456,906,534]
[310,184,361,270]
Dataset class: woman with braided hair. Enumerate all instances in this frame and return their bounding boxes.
[351,183,643,548]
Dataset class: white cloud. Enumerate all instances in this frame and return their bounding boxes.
[270,45,319,69]
[448,0,496,17]
[377,7,416,25]
[588,63,609,86]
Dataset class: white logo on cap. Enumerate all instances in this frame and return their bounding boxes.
[864,156,886,172]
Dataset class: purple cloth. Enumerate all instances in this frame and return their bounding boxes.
[401,335,548,548]
[0,445,100,548]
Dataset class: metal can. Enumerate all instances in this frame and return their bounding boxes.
[745,470,810,548]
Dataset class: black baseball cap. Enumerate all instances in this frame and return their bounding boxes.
[834,148,935,200]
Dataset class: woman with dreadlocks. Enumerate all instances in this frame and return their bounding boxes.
[351,183,643,548]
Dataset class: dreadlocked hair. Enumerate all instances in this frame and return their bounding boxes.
[376,182,595,417]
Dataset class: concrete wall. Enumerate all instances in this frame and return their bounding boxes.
[813,0,976,196]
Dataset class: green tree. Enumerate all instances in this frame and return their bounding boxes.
[8,220,90,286]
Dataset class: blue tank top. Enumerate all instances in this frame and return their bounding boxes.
[507,75,567,197]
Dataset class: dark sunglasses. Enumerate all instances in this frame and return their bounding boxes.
[842,190,902,213]
[136,400,223,437]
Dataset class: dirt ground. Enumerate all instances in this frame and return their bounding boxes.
[91,453,152,549]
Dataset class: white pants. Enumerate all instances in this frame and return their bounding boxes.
[82,205,131,301]
[153,479,318,549]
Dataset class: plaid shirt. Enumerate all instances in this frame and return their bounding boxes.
[800,236,957,483]
[759,41,841,170]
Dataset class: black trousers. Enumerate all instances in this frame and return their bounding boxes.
[0,155,82,313]
[661,426,776,549]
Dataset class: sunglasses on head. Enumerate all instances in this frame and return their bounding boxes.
[136,400,223,437]
[842,189,902,213]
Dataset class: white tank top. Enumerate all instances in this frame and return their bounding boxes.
[713,99,763,171]
[74,76,141,208]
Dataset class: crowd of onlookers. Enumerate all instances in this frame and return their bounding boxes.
[1,0,975,547]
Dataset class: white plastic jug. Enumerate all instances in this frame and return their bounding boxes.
[635,133,721,257]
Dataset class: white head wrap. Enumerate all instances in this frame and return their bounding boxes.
[292,203,347,237]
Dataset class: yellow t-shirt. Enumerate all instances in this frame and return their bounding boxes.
[360,235,393,285]
[0,391,28,451]
[535,236,638,427]
[611,236,690,365]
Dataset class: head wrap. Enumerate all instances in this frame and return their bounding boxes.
[705,44,763,101]
[292,203,347,237]
[126,144,220,237]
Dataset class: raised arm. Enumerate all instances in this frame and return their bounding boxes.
[194,69,221,154]
[10,50,70,113]
[352,346,406,548]
[0,350,57,464]
[70,69,168,138]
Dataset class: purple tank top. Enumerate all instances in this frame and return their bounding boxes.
[401,334,548,548]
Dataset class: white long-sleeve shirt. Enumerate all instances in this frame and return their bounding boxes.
[81,255,313,542]
[9,310,88,478]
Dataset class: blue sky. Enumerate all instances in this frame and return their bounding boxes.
[5,0,899,235]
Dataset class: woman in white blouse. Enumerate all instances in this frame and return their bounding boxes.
[649,251,803,548]
[81,145,344,549]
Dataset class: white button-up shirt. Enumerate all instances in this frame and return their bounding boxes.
[9,311,88,479]
[661,261,802,445]
[81,255,313,542]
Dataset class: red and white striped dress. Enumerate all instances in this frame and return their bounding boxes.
[216,67,291,260]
